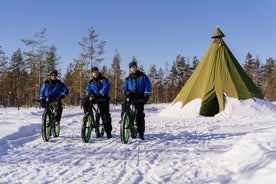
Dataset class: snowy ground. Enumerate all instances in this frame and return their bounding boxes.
[1,98,276,184]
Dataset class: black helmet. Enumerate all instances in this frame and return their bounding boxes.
[128,61,137,68]
[91,66,99,72]
[50,69,58,76]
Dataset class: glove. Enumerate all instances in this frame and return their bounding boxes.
[40,98,46,108]
[56,94,65,101]
[88,91,98,97]
[88,93,98,102]
[144,94,149,103]
[124,90,132,97]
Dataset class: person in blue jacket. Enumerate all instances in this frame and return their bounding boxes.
[39,69,69,124]
[121,61,152,140]
[82,66,112,139]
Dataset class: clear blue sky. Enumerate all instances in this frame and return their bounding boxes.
[1,0,276,75]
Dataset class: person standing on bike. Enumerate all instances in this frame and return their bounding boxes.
[121,61,152,140]
[82,66,113,139]
[39,69,69,124]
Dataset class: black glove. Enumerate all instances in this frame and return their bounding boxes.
[124,90,132,97]
[88,93,98,102]
[56,94,65,101]
[40,98,46,108]
[88,91,98,98]
[144,94,149,103]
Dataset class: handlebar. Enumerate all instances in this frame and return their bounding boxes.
[33,98,59,103]
[126,97,145,103]
[80,97,107,103]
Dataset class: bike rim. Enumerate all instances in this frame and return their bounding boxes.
[134,118,138,135]
[45,115,51,139]
[124,115,130,141]
[55,124,60,135]
[85,115,92,140]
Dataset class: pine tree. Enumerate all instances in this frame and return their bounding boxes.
[9,48,25,108]
[78,27,106,69]
[157,67,165,103]
[167,61,178,101]
[261,58,275,101]
[109,50,123,103]
[148,64,158,103]
[44,45,60,80]
[64,59,88,106]
[21,28,49,99]
[0,46,9,107]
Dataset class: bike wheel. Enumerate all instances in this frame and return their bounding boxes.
[41,113,51,142]
[120,112,130,144]
[52,121,60,138]
[99,119,105,137]
[131,117,138,139]
[100,125,105,137]
[81,114,93,143]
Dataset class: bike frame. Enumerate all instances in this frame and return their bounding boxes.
[125,98,138,131]
[41,99,60,142]
[81,97,105,143]
[120,97,144,144]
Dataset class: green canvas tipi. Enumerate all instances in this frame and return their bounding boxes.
[172,27,264,116]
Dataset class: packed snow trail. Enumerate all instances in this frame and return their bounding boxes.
[1,104,276,183]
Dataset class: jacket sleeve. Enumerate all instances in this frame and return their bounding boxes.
[144,75,152,96]
[85,83,91,96]
[99,78,110,96]
[61,82,69,97]
[39,84,46,99]
[122,79,128,94]
[85,82,99,96]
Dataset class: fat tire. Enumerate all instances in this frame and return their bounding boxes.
[81,115,93,143]
[131,118,137,139]
[52,123,60,138]
[99,119,105,137]
[120,112,130,144]
[41,113,51,142]
[132,117,138,138]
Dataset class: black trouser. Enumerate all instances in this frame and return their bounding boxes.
[55,102,63,122]
[98,102,112,135]
[82,97,112,135]
[121,99,145,135]
[82,98,90,113]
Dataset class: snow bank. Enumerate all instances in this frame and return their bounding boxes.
[158,97,276,118]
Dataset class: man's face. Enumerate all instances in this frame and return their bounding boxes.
[130,65,137,73]
[91,70,99,78]
[50,74,57,80]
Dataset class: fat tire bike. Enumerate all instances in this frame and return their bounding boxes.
[81,97,106,143]
[120,97,144,144]
[36,99,61,142]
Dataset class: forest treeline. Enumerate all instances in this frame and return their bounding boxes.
[1,27,276,107]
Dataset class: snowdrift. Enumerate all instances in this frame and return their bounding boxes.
[158,97,276,118]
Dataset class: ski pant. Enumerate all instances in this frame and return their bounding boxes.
[98,102,112,135]
[55,102,63,122]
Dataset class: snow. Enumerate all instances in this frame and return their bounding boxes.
[1,98,276,183]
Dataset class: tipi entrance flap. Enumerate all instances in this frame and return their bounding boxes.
[199,88,225,116]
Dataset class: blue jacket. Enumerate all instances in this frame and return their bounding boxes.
[85,74,110,97]
[123,70,151,97]
[40,79,69,100]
